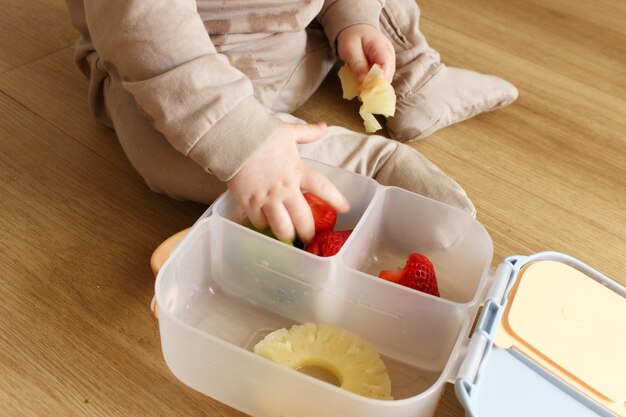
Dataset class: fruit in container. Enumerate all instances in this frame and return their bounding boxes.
[303,192,337,233]
[241,192,338,246]
[242,192,353,256]
[253,322,393,400]
[305,230,352,257]
[379,253,440,297]
[242,218,293,246]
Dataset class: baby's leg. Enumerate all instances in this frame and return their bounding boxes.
[291,116,476,216]
[105,80,227,204]
[381,0,518,142]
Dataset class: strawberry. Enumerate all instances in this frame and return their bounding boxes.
[378,253,439,297]
[303,192,337,233]
[305,230,352,257]
[378,268,403,283]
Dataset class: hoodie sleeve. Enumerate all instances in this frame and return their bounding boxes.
[318,0,384,52]
[82,0,282,181]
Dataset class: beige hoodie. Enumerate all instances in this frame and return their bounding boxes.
[65,0,384,181]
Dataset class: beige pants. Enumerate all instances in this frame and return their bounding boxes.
[100,0,477,215]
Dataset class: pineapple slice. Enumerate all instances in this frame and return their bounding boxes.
[254,323,393,400]
[359,108,383,133]
[360,68,396,117]
[338,63,396,133]
[338,64,360,100]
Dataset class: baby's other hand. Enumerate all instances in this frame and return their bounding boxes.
[226,122,350,243]
[337,24,395,83]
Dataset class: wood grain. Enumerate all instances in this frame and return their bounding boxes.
[0,0,624,416]
[0,0,76,73]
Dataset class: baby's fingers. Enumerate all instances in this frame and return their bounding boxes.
[263,203,295,242]
[243,205,269,231]
[365,38,396,82]
[340,39,369,83]
[284,193,316,243]
[291,122,327,145]
[300,167,350,214]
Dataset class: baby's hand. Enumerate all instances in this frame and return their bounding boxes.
[337,24,395,84]
[226,122,350,243]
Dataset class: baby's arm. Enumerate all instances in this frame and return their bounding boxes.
[83,0,279,181]
[82,0,347,241]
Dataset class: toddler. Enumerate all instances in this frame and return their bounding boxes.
[66,0,517,243]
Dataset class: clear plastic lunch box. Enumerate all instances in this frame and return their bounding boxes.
[154,160,625,417]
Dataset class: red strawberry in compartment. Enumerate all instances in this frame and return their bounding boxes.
[303,192,337,233]
[378,253,440,297]
[305,230,352,257]
[378,268,403,283]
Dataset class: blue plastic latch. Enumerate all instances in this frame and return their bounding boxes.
[454,258,518,417]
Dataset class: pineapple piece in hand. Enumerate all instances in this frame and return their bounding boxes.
[254,322,393,400]
[360,65,396,118]
[338,64,396,133]
[359,108,383,133]
[338,64,360,100]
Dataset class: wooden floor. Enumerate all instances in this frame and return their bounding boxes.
[1,1,624,416]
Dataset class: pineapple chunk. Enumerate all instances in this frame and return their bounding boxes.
[360,63,386,91]
[359,108,383,133]
[338,64,360,100]
[338,63,396,133]
[254,323,393,400]
[360,78,396,117]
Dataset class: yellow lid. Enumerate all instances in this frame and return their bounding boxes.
[495,260,626,414]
